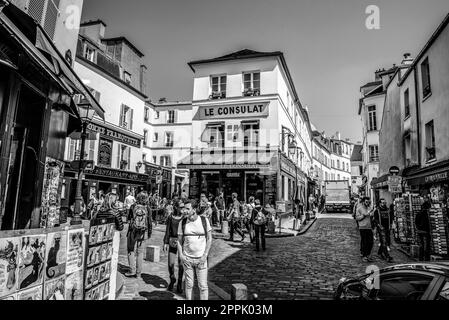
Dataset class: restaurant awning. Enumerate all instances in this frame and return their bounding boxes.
[177,149,278,170]
[0,1,105,119]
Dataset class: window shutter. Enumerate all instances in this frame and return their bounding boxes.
[129,109,134,130]
[119,104,124,126]
[43,0,60,39]
[116,143,121,168]
[127,147,131,170]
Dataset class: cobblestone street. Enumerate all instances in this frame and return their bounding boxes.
[116,214,414,300]
[207,213,415,300]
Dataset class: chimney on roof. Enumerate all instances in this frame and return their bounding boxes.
[374,69,382,81]
[158,97,167,103]
[345,138,350,142]
[401,53,414,66]
[336,131,341,141]
[357,141,362,145]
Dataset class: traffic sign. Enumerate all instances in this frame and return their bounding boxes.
[389,166,400,175]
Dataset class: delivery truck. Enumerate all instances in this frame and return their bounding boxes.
[324,180,351,213]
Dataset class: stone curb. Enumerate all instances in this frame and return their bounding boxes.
[115,272,125,299]
[296,217,318,235]
[208,281,231,300]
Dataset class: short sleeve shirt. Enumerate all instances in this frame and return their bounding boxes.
[178,216,212,258]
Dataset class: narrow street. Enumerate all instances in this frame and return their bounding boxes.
[117,214,414,300]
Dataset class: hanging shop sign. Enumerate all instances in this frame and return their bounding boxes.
[87,123,141,148]
[195,102,269,120]
[280,155,297,179]
[89,167,149,182]
[98,139,113,167]
[407,169,449,186]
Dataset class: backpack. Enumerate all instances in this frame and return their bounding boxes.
[253,208,266,226]
[181,216,209,245]
[131,204,148,231]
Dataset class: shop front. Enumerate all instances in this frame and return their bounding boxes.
[178,148,278,205]
[62,165,150,210]
[145,163,172,198]
[403,161,449,258]
[279,153,306,214]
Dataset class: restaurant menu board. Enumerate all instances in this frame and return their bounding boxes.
[0,225,88,300]
[40,157,65,228]
[84,218,115,300]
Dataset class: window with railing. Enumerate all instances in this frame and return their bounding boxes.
[227,125,239,142]
[167,110,176,123]
[203,123,224,148]
[421,58,431,98]
[404,88,410,118]
[210,75,226,99]
[165,132,174,147]
[367,105,377,131]
[160,155,172,167]
[369,145,379,162]
[144,107,149,122]
[243,121,259,147]
[119,104,133,130]
[117,144,131,170]
[425,120,436,161]
[243,72,260,96]
[143,130,148,147]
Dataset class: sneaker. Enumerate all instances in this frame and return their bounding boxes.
[362,257,369,262]
[176,284,183,294]
[125,272,137,278]
[168,279,176,291]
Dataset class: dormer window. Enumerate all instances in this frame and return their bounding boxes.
[210,75,226,99]
[124,71,132,85]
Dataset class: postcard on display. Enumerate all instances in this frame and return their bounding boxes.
[105,261,111,279]
[99,263,106,282]
[45,231,67,280]
[97,283,105,300]
[107,224,115,241]
[89,226,98,245]
[97,225,104,243]
[65,271,83,300]
[91,286,99,300]
[17,285,42,300]
[101,226,108,242]
[0,237,19,298]
[108,230,120,300]
[92,266,100,286]
[44,276,65,300]
[107,242,113,260]
[85,268,93,290]
[101,244,108,263]
[0,293,17,300]
[17,235,46,291]
[84,288,92,300]
[102,280,110,299]
[97,245,103,263]
[66,229,84,274]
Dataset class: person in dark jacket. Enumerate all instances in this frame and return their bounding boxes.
[94,193,124,232]
[251,199,266,251]
[373,199,393,262]
[163,201,185,293]
[415,198,431,261]
[126,191,152,277]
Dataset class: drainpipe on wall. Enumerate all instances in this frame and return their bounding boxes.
[413,66,422,167]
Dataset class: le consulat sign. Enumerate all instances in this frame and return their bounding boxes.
[195,102,269,120]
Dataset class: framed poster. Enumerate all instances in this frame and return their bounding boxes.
[17,285,42,300]
[0,237,19,297]
[66,229,84,274]
[17,235,46,291]
[0,293,17,300]
[45,231,67,280]
[98,138,113,167]
[40,158,65,228]
[65,271,83,300]
[43,276,65,300]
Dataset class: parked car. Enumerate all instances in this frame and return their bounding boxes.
[334,262,449,300]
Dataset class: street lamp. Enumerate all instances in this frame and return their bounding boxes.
[136,161,143,172]
[71,102,96,225]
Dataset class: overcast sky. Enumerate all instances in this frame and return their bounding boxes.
[82,0,449,143]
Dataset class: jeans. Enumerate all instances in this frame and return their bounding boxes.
[417,232,431,261]
[243,219,254,242]
[168,250,183,286]
[360,229,374,258]
[183,257,208,300]
[254,224,266,251]
[217,210,225,225]
[127,240,144,275]
[229,219,244,240]
[377,227,391,259]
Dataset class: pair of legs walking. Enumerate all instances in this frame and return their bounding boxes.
[183,257,208,300]
[127,239,144,276]
[359,229,374,260]
[168,248,183,293]
[254,224,266,251]
[229,219,244,241]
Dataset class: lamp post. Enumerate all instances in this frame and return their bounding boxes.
[136,161,143,172]
[71,103,96,225]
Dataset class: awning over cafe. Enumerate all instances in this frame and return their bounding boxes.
[177,148,278,170]
[0,1,105,119]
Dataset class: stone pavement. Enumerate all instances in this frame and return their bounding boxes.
[207,213,415,300]
[116,212,414,300]
[116,224,222,300]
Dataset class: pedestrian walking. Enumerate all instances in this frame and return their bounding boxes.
[163,202,185,293]
[243,197,255,243]
[355,196,374,262]
[227,193,245,242]
[213,191,226,228]
[94,192,124,232]
[181,189,188,201]
[373,198,393,262]
[125,191,152,278]
[124,191,136,221]
[415,198,431,261]
[251,199,266,251]
[177,199,212,300]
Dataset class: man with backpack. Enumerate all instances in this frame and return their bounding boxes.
[373,198,393,262]
[177,199,212,300]
[251,199,266,251]
[126,191,152,278]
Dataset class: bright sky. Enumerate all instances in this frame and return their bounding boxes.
[82,0,449,143]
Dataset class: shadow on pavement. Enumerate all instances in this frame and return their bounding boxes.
[139,290,178,300]
[141,273,169,288]
[118,263,130,274]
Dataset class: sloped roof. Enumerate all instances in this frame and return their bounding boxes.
[351,144,363,162]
